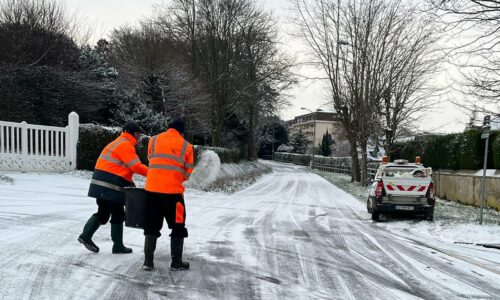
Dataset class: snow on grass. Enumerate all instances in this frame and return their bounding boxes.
[206,161,271,193]
[315,170,500,246]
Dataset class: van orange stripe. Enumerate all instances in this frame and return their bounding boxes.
[175,202,185,224]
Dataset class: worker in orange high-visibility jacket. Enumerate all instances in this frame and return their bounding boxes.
[78,122,148,254]
[142,118,194,271]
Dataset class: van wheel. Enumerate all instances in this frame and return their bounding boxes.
[371,211,380,221]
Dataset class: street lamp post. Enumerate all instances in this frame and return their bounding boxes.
[301,107,324,169]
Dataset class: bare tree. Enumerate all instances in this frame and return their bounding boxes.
[234,7,295,159]
[377,4,440,154]
[428,0,500,117]
[109,22,211,138]
[154,0,294,153]
[0,0,111,126]
[156,0,247,146]
[291,0,439,182]
[0,0,91,48]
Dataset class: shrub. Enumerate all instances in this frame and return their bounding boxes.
[421,134,461,170]
[193,146,241,164]
[276,144,294,153]
[458,130,482,169]
[274,152,312,165]
[77,124,120,170]
[400,141,417,161]
[492,132,500,169]
[394,130,500,170]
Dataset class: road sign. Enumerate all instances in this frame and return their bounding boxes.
[484,115,491,125]
[481,133,490,139]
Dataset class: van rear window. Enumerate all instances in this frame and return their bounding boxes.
[383,167,426,178]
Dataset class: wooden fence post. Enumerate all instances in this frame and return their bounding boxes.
[21,121,28,172]
[68,112,79,171]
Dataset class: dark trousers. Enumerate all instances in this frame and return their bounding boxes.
[144,192,188,238]
[94,198,125,225]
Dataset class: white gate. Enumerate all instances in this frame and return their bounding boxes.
[0,112,79,172]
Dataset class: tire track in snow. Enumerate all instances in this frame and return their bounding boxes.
[2,162,500,299]
[310,171,500,299]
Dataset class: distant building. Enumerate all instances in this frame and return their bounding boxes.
[286,111,344,154]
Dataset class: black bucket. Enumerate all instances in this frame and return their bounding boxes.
[124,187,147,229]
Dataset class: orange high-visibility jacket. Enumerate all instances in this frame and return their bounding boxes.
[145,128,194,194]
[88,132,148,202]
[95,132,148,180]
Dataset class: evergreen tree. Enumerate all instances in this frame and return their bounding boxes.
[110,88,167,135]
[291,131,309,154]
[257,117,289,158]
[320,130,334,156]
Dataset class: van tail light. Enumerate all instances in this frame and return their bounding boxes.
[375,180,384,197]
[427,182,435,199]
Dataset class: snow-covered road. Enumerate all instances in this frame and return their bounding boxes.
[1,161,499,299]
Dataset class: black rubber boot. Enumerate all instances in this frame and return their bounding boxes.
[143,235,157,271]
[170,237,189,270]
[78,214,101,253]
[111,223,132,254]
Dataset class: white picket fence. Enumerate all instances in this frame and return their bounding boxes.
[0,112,79,172]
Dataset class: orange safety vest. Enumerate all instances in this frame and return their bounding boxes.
[88,132,148,202]
[145,129,194,194]
[94,132,148,181]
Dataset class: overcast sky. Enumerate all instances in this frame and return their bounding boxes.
[66,0,467,133]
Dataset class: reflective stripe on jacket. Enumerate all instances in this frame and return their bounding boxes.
[88,132,148,202]
[88,170,133,204]
[145,129,194,194]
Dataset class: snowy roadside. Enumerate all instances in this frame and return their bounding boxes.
[186,151,271,193]
[314,170,500,247]
[0,174,15,184]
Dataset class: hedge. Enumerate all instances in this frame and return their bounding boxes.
[493,133,500,169]
[458,130,483,169]
[77,124,241,170]
[193,146,241,164]
[422,134,461,170]
[392,129,499,170]
[77,124,121,171]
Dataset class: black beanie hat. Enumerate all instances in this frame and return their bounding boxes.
[167,118,185,134]
[123,122,141,134]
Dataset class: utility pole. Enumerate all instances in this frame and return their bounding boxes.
[479,115,491,225]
